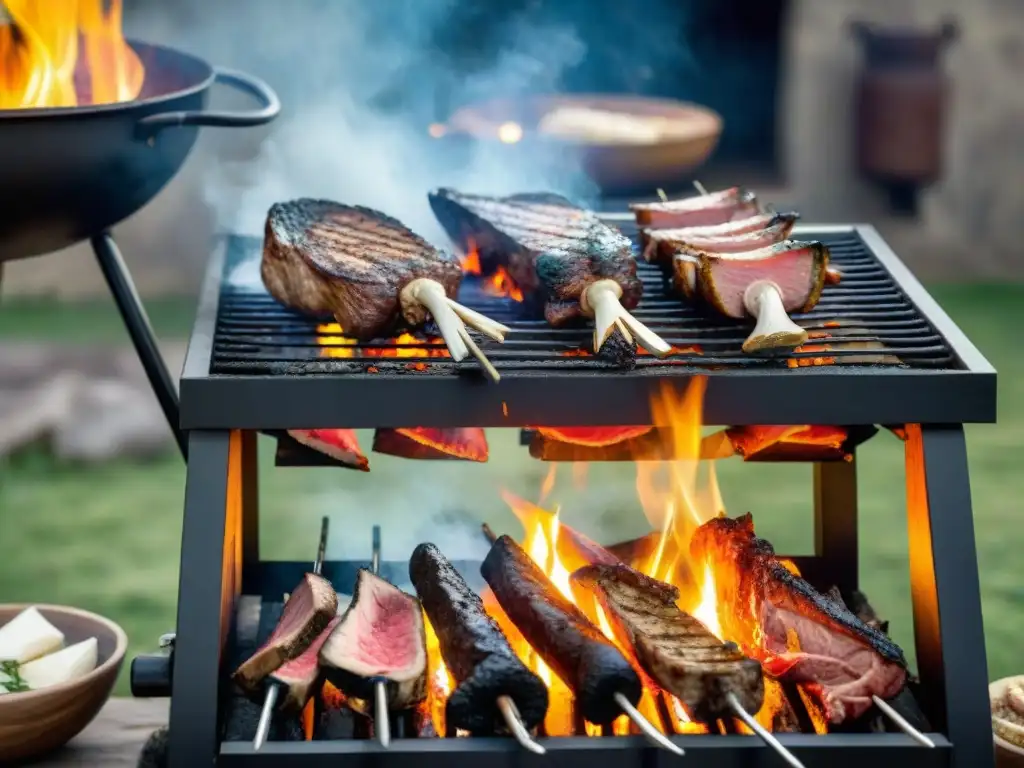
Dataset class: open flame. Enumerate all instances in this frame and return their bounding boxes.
[418,378,830,737]
[0,0,144,109]
[317,323,450,360]
[459,240,524,302]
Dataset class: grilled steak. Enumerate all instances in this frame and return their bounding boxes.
[268,617,341,711]
[262,199,461,339]
[532,426,653,448]
[673,240,829,319]
[287,429,368,471]
[571,563,764,721]
[631,187,760,230]
[429,189,641,328]
[481,535,642,725]
[372,427,488,462]
[319,569,427,710]
[410,543,548,734]
[643,213,799,265]
[233,573,338,692]
[690,514,907,724]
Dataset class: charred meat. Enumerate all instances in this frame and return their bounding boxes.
[267,616,340,711]
[262,200,461,339]
[481,534,642,724]
[690,513,907,724]
[233,573,338,692]
[410,543,548,734]
[631,187,760,230]
[571,563,764,722]
[319,569,427,710]
[430,189,640,325]
[372,427,488,462]
[287,429,368,471]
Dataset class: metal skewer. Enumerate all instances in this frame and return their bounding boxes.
[497,695,546,755]
[369,525,392,749]
[872,694,935,748]
[613,692,684,756]
[726,693,805,768]
[253,516,331,751]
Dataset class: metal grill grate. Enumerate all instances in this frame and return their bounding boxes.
[209,228,956,376]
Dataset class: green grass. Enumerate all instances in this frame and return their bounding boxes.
[0,287,1019,696]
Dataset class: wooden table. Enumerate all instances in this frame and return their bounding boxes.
[38,698,167,766]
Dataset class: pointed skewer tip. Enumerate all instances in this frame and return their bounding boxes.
[872,695,936,748]
[726,693,806,768]
[613,692,683,756]
[498,695,547,754]
[253,682,279,751]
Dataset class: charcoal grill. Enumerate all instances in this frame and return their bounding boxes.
[133,222,997,767]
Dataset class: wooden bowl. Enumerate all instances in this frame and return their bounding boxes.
[0,604,127,763]
[441,94,723,194]
[991,676,1024,768]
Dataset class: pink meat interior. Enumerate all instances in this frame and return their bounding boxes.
[707,246,816,317]
[352,590,420,671]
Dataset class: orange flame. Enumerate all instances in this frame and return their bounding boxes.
[0,0,144,109]
[317,324,450,359]
[459,240,524,302]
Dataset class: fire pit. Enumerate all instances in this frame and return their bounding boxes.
[131,218,996,767]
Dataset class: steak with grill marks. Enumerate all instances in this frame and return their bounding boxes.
[261,199,461,338]
[690,513,907,724]
[571,563,764,722]
[429,189,642,327]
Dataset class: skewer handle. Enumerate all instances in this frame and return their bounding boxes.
[741,281,808,354]
[446,298,511,341]
[582,280,672,358]
[401,278,469,362]
[253,682,280,751]
[497,695,547,755]
[613,692,683,756]
[375,681,391,748]
[314,516,329,575]
[726,693,806,768]
[871,695,936,748]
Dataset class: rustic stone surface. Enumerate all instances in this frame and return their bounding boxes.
[34,698,168,767]
[0,342,186,463]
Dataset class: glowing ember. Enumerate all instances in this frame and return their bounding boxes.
[787,344,836,368]
[0,0,144,109]
[497,121,524,144]
[316,323,449,359]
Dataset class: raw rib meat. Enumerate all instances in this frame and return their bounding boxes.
[287,429,368,471]
[630,187,760,229]
[233,573,338,692]
[690,514,907,724]
[262,200,461,339]
[372,427,488,462]
[269,617,341,710]
[319,569,427,710]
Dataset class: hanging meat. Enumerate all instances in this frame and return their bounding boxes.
[261,199,510,381]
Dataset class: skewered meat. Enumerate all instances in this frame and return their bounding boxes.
[642,213,799,265]
[571,563,764,722]
[429,189,670,357]
[481,534,642,724]
[233,573,338,692]
[672,240,830,354]
[645,210,794,241]
[630,187,760,229]
[287,429,368,471]
[532,425,653,447]
[319,569,427,710]
[372,427,488,462]
[690,513,907,724]
[262,199,509,379]
[409,543,548,734]
[267,617,340,711]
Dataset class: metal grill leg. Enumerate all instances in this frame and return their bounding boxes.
[91,232,186,459]
[813,456,859,592]
[241,430,260,564]
[905,424,993,767]
[168,431,236,768]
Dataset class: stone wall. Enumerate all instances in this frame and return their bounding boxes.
[2,0,1021,299]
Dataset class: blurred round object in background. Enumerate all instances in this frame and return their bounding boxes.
[435,94,723,195]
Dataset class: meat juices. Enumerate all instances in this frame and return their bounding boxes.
[262,200,462,339]
[409,543,548,734]
[287,429,369,471]
[630,187,760,230]
[571,563,764,722]
[232,573,338,692]
[481,535,643,725]
[319,569,427,710]
[690,514,907,724]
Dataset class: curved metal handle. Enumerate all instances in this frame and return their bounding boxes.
[137,67,281,135]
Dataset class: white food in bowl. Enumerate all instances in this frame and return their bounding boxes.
[0,606,65,664]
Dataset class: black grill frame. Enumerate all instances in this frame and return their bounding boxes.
[180,225,995,428]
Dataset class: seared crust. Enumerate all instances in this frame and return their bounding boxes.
[261,199,461,338]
